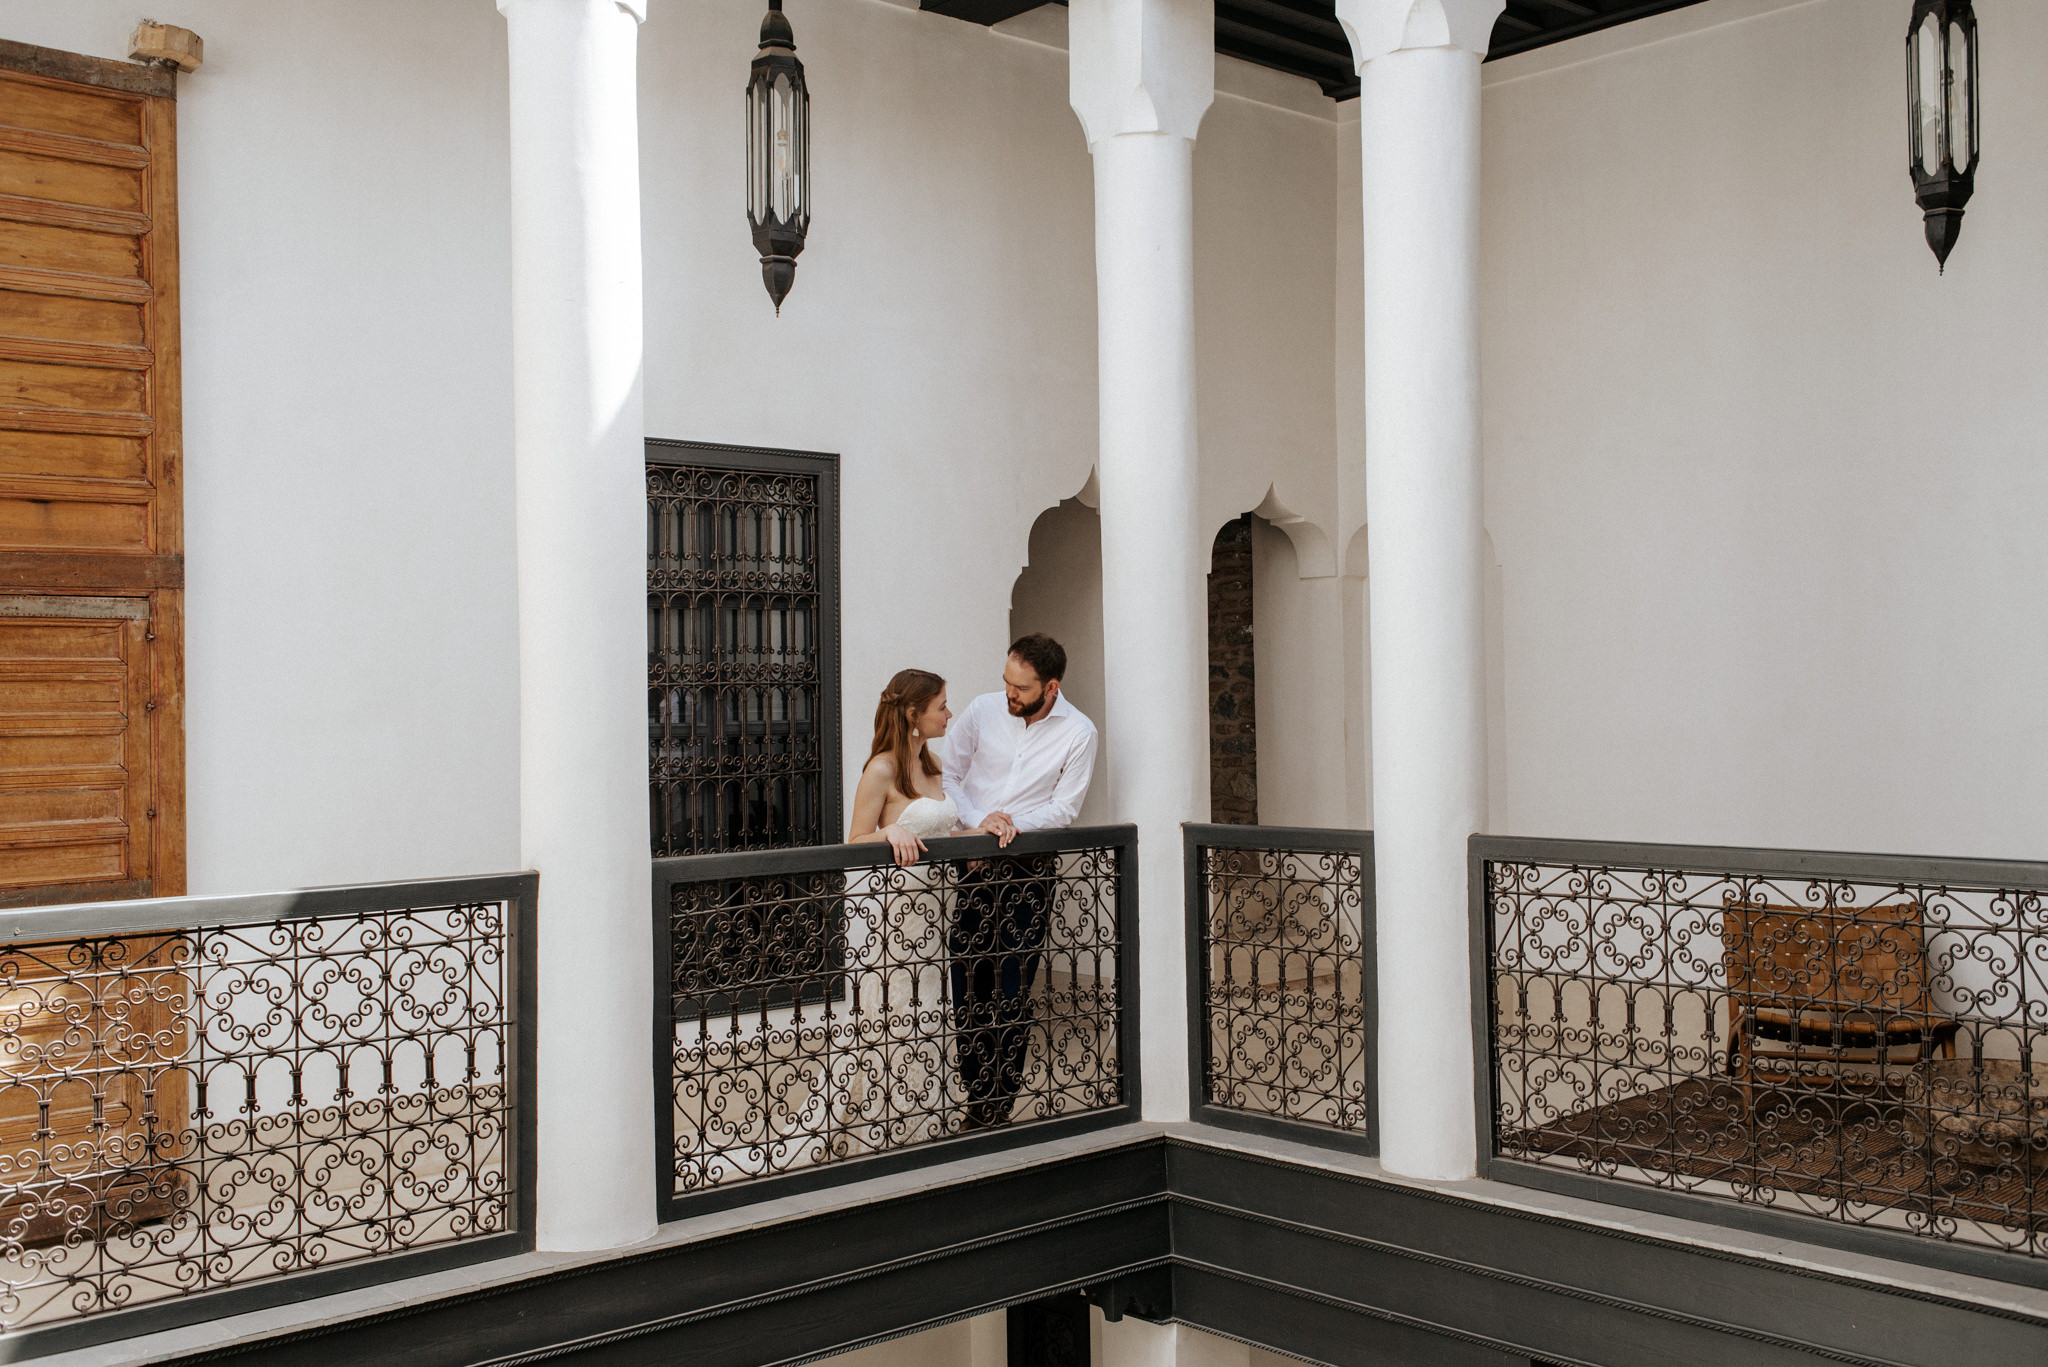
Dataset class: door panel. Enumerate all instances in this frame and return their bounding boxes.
[0,78,141,144]
[0,47,185,1240]
[0,603,151,900]
[0,49,179,905]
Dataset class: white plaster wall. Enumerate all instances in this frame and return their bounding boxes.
[642,0,1343,829]
[641,0,1100,826]
[1249,518,1347,829]
[0,0,1346,894]
[1194,86,1339,545]
[1334,105,1370,830]
[816,1310,1003,1367]
[1480,0,2048,858]
[1009,497,1112,827]
[0,1,520,894]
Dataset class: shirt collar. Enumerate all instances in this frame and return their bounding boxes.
[994,689,1074,728]
[1020,690,1074,729]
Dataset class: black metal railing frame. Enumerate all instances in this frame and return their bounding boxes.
[1184,824,1378,1155]
[0,872,539,1358]
[653,824,1141,1221]
[1470,834,2048,1290]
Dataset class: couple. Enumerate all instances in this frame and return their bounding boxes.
[847,633,1098,1132]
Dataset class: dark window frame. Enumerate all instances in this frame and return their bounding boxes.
[645,437,842,857]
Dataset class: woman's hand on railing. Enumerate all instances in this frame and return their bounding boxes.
[881,823,925,866]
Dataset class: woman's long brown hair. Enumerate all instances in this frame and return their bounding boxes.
[869,669,945,800]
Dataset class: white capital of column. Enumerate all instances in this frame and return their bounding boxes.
[1068,0,1212,1123]
[1069,0,1214,145]
[499,0,646,19]
[1334,0,1501,63]
[1339,0,1504,1182]
[498,0,655,1251]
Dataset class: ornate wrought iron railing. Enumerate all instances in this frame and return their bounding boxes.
[1185,825,1375,1151]
[1475,836,2048,1277]
[0,873,536,1353]
[654,825,1136,1217]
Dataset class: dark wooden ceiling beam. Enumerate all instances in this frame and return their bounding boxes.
[1214,31,1355,97]
[1498,6,1547,36]
[1219,0,1347,42]
[917,0,1718,94]
[1488,0,1713,60]
[1214,13,1347,72]
[918,0,1049,26]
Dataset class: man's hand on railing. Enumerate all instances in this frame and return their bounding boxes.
[974,812,1019,849]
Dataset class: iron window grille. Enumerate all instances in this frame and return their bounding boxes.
[646,439,841,859]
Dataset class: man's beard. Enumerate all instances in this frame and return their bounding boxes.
[1009,690,1051,721]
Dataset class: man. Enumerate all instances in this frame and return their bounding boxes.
[941,633,1099,1130]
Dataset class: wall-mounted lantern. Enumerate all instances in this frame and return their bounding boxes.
[747,0,810,313]
[1907,0,1978,271]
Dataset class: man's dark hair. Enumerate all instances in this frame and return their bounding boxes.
[1008,632,1067,684]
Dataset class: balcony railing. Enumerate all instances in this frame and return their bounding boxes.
[1476,836,2048,1274]
[654,825,1137,1217]
[0,873,536,1354]
[1186,824,1375,1151]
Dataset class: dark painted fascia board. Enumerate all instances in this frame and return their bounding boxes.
[175,1143,1168,1367]
[132,1134,2048,1367]
[1163,1139,2048,1367]
[1172,1263,1529,1367]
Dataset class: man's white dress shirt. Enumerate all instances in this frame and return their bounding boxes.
[941,690,1098,832]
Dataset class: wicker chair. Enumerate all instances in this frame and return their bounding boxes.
[1721,902,1960,1103]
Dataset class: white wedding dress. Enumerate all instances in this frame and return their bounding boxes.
[834,793,959,1151]
[891,794,959,845]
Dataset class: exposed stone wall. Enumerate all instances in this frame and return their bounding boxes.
[1208,517,1257,824]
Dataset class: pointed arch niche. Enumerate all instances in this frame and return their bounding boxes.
[1008,481,1351,832]
[1009,492,1111,827]
[1228,501,1349,830]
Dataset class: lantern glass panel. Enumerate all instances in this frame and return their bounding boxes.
[770,72,797,223]
[1914,13,1944,174]
[1950,20,1972,167]
[747,77,767,225]
[793,76,808,227]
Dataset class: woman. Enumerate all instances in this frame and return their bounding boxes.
[837,669,961,1149]
[847,669,959,864]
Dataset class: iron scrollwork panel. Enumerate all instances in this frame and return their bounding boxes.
[1486,851,2048,1258]
[0,895,520,1333]
[665,841,1125,1198]
[1196,838,1371,1136]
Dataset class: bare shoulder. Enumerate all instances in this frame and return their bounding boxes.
[861,753,898,780]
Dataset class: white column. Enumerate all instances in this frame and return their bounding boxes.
[1334,0,1504,1181]
[498,0,655,1250]
[967,1309,1007,1367]
[1069,0,1215,1123]
[1101,1319,1252,1367]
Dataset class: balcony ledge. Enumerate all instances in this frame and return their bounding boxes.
[32,1121,2048,1367]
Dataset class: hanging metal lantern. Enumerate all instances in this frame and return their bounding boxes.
[1906,0,1978,271]
[746,0,810,313]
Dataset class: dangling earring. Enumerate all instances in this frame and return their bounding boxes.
[912,726,920,739]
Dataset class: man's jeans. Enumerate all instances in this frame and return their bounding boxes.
[949,854,1055,1126]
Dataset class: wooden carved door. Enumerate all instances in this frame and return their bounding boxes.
[0,40,183,907]
[0,41,188,1243]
